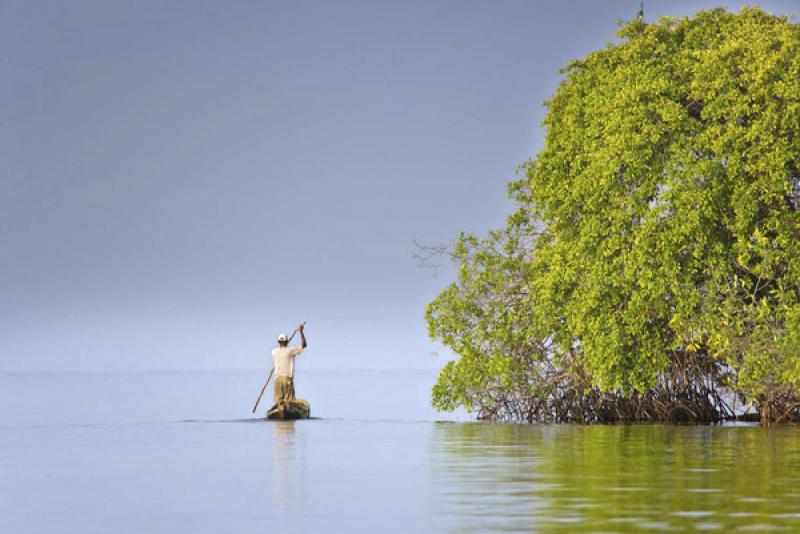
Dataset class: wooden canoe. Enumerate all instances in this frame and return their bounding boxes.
[267,399,311,420]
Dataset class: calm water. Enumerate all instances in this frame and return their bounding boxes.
[2,371,800,533]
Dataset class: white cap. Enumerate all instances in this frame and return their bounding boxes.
[277,333,288,342]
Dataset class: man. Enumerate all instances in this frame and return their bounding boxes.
[272,323,307,412]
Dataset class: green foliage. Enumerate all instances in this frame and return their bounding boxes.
[428,7,800,422]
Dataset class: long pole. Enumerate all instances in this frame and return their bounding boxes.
[287,321,305,343]
[251,367,274,413]
[251,322,305,414]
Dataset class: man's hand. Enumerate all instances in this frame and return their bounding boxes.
[299,323,307,349]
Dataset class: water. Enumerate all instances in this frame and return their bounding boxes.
[2,371,800,533]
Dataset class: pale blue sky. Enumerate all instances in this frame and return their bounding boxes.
[2,0,797,371]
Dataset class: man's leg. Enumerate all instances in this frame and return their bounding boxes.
[273,377,283,405]
[275,376,290,418]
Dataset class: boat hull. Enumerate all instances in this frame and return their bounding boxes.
[267,399,310,420]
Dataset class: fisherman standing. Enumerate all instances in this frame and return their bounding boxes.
[272,323,307,411]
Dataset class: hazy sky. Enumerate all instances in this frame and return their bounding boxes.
[2,0,797,371]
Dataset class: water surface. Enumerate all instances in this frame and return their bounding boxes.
[2,371,799,532]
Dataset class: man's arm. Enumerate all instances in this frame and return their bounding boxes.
[299,323,307,349]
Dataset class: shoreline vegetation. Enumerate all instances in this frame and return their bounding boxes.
[425,7,800,425]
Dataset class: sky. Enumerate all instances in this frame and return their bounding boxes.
[2,0,797,372]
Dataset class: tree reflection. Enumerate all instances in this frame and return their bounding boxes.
[430,423,800,532]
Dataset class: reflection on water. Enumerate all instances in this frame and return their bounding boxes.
[271,421,301,512]
[430,423,800,532]
[5,372,800,533]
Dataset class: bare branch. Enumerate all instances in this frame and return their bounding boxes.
[412,239,451,276]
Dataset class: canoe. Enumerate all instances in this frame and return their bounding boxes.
[267,399,311,420]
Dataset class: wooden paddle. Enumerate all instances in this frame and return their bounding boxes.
[251,322,305,414]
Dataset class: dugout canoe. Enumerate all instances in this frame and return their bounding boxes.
[267,399,311,420]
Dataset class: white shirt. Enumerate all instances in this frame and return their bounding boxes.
[272,346,303,377]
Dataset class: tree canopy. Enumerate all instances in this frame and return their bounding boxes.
[427,7,800,424]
